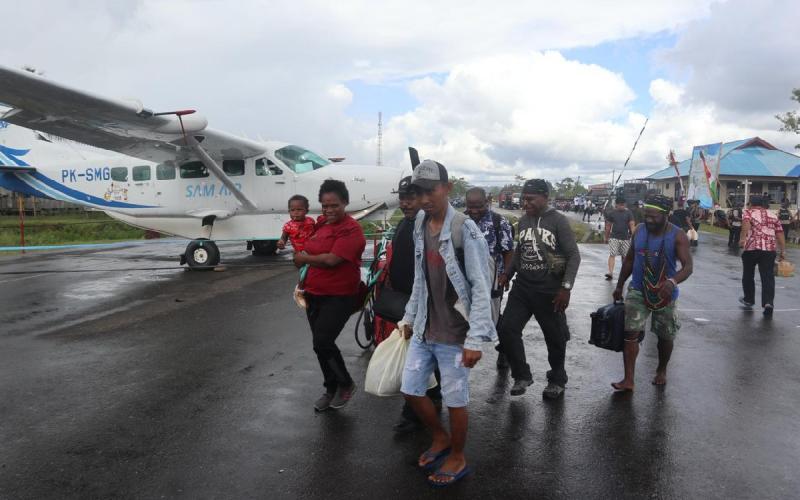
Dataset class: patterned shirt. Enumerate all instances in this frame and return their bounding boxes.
[743,208,783,252]
[282,216,316,252]
[472,210,514,274]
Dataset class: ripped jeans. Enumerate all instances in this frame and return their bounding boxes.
[401,337,470,408]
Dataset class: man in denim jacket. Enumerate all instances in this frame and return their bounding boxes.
[399,159,496,487]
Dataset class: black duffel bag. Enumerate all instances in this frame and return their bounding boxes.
[372,286,410,324]
[589,301,642,352]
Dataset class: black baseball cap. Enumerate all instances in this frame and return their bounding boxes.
[411,159,449,190]
[397,176,414,195]
[522,178,549,195]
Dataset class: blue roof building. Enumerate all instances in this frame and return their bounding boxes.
[645,137,800,208]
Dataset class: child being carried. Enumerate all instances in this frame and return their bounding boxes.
[278,195,316,253]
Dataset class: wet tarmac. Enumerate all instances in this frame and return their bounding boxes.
[1,233,799,499]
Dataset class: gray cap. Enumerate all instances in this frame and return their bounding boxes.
[411,159,448,190]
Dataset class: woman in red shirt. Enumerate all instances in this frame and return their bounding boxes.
[294,179,366,411]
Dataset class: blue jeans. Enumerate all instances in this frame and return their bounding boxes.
[401,337,470,408]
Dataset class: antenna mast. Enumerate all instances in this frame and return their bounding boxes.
[376,111,383,166]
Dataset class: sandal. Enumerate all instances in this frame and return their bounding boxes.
[418,447,451,472]
[428,465,472,487]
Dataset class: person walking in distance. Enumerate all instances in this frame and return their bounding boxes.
[604,197,635,281]
[497,179,581,399]
[727,202,743,249]
[738,195,786,318]
[612,194,693,391]
[778,200,793,241]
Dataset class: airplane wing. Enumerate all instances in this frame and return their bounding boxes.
[0,65,265,163]
[0,64,262,210]
[349,202,389,220]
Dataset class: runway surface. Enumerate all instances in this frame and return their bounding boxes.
[1,232,798,499]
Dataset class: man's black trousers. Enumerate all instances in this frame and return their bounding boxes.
[741,250,776,307]
[728,227,741,247]
[497,285,570,386]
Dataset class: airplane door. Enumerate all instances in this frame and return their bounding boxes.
[254,157,290,211]
[132,165,153,200]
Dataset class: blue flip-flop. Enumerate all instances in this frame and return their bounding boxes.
[418,447,451,472]
[428,465,472,487]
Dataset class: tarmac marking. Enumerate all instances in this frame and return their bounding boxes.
[0,273,47,284]
[682,308,800,312]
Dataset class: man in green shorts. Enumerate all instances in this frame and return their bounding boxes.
[612,194,693,391]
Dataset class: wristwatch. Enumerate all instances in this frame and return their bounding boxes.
[667,278,678,287]
[562,282,572,290]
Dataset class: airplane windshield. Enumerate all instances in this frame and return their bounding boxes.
[274,145,330,173]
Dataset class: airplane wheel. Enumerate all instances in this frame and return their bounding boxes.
[251,240,278,256]
[185,239,220,269]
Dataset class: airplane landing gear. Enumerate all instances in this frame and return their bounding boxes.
[250,240,278,256]
[181,239,220,269]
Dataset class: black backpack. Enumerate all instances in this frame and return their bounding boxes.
[589,301,643,352]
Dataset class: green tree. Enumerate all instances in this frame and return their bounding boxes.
[776,88,800,149]
[554,177,588,198]
[449,176,471,198]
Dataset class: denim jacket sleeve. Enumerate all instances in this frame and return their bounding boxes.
[461,218,498,351]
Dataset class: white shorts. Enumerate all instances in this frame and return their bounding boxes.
[608,238,631,257]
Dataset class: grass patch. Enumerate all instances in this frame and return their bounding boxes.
[0,212,145,246]
[700,223,799,248]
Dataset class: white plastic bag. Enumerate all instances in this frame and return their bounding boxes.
[687,228,698,241]
[365,329,409,396]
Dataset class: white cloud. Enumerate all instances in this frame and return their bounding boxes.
[371,51,798,186]
[2,0,797,187]
[663,0,800,120]
[649,79,683,107]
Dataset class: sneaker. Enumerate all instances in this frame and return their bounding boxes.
[763,304,774,318]
[604,273,613,281]
[738,297,754,309]
[314,392,334,412]
[496,353,510,370]
[330,383,357,409]
[542,382,565,400]
[510,378,533,396]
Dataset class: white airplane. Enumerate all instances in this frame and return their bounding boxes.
[0,65,401,268]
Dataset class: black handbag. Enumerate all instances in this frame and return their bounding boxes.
[371,286,410,324]
[589,301,642,352]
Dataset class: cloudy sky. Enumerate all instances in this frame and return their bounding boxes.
[3,0,800,185]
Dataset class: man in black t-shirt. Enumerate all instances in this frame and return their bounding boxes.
[670,199,691,232]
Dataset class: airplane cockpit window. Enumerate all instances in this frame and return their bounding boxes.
[180,161,209,179]
[274,145,330,173]
[132,165,151,182]
[222,159,245,176]
[255,158,283,176]
[156,163,176,180]
[110,167,128,182]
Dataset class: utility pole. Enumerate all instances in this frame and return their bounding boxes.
[743,179,751,207]
[376,111,382,167]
